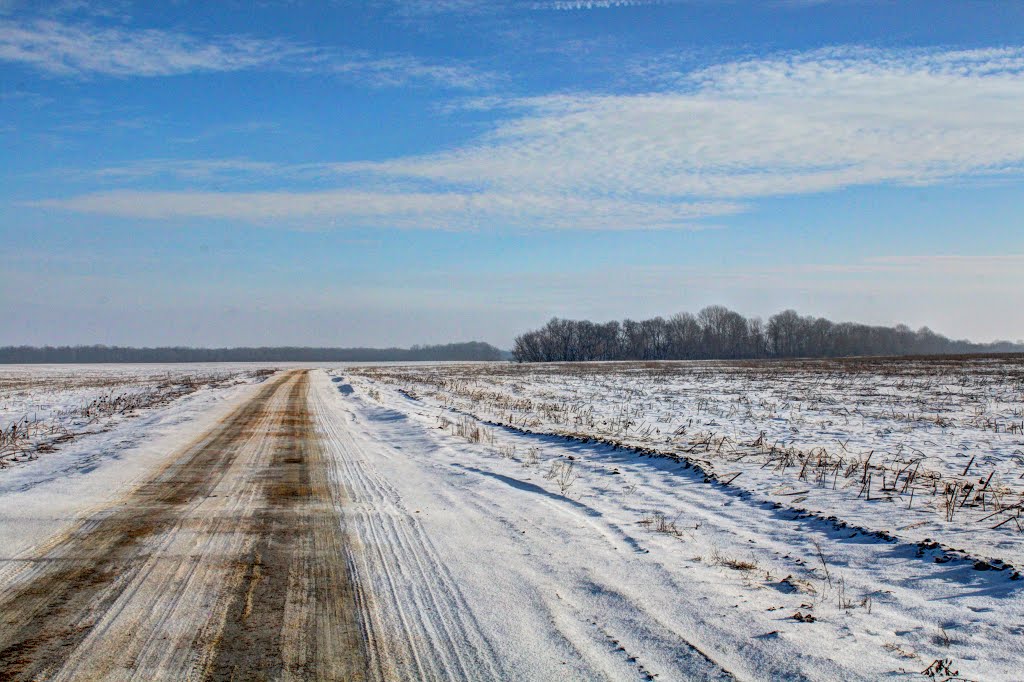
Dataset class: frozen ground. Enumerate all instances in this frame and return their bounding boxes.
[346,357,1024,680]
[0,364,271,468]
[0,365,269,560]
[352,358,1024,569]
[0,360,1021,680]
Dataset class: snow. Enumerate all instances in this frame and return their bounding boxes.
[2,360,1022,680]
[0,364,268,467]
[349,359,1024,569]
[0,365,266,561]
[337,360,1024,680]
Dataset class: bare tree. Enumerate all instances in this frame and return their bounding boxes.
[509,306,1019,363]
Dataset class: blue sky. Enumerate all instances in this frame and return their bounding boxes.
[2,0,1023,348]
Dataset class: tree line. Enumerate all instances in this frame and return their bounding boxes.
[0,342,504,364]
[512,306,1024,362]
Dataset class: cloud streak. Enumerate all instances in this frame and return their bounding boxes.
[34,189,736,230]
[329,53,498,89]
[535,1,673,8]
[0,18,495,87]
[532,0,845,9]
[0,19,304,76]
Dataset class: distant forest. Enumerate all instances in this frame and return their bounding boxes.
[512,306,1024,362]
[0,342,504,364]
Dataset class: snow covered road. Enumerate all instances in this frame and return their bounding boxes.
[0,370,365,680]
[1,366,1021,680]
[316,372,735,681]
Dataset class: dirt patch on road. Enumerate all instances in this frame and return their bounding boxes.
[0,370,369,681]
[206,372,367,681]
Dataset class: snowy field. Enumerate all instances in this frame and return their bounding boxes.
[1,360,1022,680]
[345,356,1024,680]
[0,364,277,563]
[351,357,1024,566]
[0,364,273,468]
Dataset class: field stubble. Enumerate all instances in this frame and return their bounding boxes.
[354,356,1024,557]
[0,366,275,468]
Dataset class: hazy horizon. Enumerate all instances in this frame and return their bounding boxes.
[4,301,1021,351]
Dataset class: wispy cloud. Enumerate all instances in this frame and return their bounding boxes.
[70,158,290,183]
[534,1,677,9]
[536,0,857,8]
[338,46,1024,199]
[34,46,1024,230]
[331,0,847,15]
[384,0,500,16]
[0,19,306,76]
[329,52,499,89]
[34,189,737,230]
[863,254,1024,275]
[0,18,496,87]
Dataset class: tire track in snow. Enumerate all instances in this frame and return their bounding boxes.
[444,465,736,682]
[323,374,742,681]
[311,377,505,682]
[0,370,369,681]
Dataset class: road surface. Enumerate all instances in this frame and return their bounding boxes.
[0,370,367,681]
[0,368,732,681]
[3,366,1010,680]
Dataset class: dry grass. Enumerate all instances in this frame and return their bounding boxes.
[710,547,759,571]
[543,459,580,494]
[1,369,262,468]
[353,356,1024,532]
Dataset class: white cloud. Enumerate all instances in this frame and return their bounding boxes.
[329,53,498,89]
[535,0,859,8]
[35,189,737,230]
[34,46,1024,231]
[0,18,495,87]
[339,47,1024,201]
[384,0,500,16]
[536,1,671,8]
[531,0,842,9]
[81,158,296,182]
[0,19,306,76]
